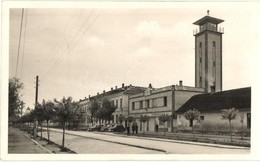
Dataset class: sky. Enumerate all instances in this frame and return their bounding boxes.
[8,2,260,109]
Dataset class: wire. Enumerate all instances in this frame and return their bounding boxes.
[15,8,24,77]
[41,9,96,80]
[20,9,28,79]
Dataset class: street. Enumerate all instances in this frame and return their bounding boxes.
[39,127,250,154]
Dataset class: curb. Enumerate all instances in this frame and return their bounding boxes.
[18,129,54,154]
[95,132,250,150]
[51,129,167,153]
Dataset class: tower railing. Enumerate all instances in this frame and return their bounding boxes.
[193,26,224,35]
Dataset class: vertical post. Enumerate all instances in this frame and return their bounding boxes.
[33,75,39,139]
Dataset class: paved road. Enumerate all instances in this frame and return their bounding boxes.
[40,128,250,154]
[8,127,49,154]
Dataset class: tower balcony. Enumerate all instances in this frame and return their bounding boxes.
[193,26,224,35]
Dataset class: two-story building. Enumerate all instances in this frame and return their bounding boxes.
[128,81,204,133]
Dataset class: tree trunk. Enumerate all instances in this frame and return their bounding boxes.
[62,122,65,149]
[229,120,232,142]
[40,122,43,139]
[192,125,195,138]
[47,120,50,143]
[164,122,166,136]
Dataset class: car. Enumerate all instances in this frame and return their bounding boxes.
[108,124,125,132]
[88,124,102,132]
[100,124,115,132]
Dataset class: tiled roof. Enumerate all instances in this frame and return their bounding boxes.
[176,87,251,113]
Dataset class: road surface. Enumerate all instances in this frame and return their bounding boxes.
[39,127,250,154]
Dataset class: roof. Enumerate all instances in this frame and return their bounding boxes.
[176,87,251,113]
[193,16,224,26]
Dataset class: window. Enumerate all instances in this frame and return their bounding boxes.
[152,99,157,107]
[120,98,123,108]
[132,102,135,110]
[199,42,202,47]
[213,41,216,47]
[247,113,251,129]
[199,57,202,63]
[116,99,118,108]
[200,116,204,120]
[145,100,150,108]
[139,101,143,109]
[140,121,142,131]
[199,76,202,87]
[163,97,167,107]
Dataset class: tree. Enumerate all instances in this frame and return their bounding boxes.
[140,115,149,135]
[43,100,55,143]
[89,100,99,124]
[159,114,170,136]
[54,97,79,150]
[240,113,245,140]
[100,98,116,122]
[33,102,45,139]
[221,107,239,141]
[9,78,24,122]
[118,115,125,124]
[184,109,200,138]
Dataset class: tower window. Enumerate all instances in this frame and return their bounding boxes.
[213,41,216,47]
[199,42,202,47]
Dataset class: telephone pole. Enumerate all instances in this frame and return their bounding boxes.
[33,75,39,139]
[35,75,39,107]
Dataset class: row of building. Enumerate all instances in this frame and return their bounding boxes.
[78,12,251,133]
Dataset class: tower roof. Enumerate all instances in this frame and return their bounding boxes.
[193,15,224,26]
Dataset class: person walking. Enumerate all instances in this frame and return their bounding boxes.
[155,123,159,133]
[132,122,135,134]
[135,123,138,134]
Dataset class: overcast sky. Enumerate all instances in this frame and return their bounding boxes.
[8,2,259,109]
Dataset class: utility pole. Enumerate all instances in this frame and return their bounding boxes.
[33,75,39,139]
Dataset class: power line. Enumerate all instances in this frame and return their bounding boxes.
[38,9,83,72]
[21,9,28,79]
[41,9,96,80]
[15,8,24,77]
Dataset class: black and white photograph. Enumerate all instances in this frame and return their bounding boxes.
[1,1,260,161]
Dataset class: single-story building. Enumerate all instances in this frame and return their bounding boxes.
[175,87,251,132]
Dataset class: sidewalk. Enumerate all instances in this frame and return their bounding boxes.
[8,127,50,154]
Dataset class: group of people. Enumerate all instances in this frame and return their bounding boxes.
[126,122,138,135]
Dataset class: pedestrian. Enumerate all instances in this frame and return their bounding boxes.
[127,124,130,135]
[135,123,138,134]
[155,123,159,133]
[132,122,135,134]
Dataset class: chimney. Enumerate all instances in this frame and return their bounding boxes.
[148,83,153,89]
[115,86,118,89]
[89,95,91,98]
[179,80,183,86]
[122,83,125,88]
[85,97,87,99]
[111,87,113,91]
[103,90,105,93]
[97,92,99,95]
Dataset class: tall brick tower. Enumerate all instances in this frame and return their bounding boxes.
[193,11,224,93]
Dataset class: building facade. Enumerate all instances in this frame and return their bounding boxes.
[128,82,204,133]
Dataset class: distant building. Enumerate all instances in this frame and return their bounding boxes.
[78,84,146,127]
[176,87,251,129]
